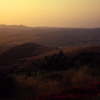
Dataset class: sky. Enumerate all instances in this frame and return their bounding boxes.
[0,0,100,28]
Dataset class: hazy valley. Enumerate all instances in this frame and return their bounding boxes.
[0,25,100,53]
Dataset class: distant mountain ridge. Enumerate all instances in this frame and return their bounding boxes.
[0,24,60,30]
[1,24,99,30]
[0,24,33,30]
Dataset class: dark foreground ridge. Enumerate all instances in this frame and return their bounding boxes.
[0,43,53,63]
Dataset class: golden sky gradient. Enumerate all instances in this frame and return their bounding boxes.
[0,0,100,28]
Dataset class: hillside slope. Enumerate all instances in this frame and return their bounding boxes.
[0,43,53,63]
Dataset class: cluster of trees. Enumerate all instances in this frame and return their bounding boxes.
[8,51,100,76]
[38,51,70,71]
[37,51,100,71]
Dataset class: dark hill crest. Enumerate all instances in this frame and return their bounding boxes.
[0,43,53,63]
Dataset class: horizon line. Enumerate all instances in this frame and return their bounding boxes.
[0,24,100,29]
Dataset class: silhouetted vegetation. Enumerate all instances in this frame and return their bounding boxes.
[74,52,100,69]
[37,51,68,71]
[37,51,100,71]
[1,51,100,100]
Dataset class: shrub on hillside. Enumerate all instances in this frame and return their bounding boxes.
[38,51,74,71]
[37,51,100,71]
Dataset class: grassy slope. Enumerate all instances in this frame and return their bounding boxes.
[0,43,54,63]
[1,66,99,100]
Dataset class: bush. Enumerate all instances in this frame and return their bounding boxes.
[38,51,68,71]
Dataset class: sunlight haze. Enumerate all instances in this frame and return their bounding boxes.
[0,0,100,28]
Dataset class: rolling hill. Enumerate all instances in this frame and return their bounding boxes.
[23,45,100,61]
[0,43,54,63]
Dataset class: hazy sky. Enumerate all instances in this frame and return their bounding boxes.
[0,0,100,28]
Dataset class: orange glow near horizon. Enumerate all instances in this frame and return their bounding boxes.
[0,0,100,28]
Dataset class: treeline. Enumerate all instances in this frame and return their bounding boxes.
[37,51,100,71]
[5,51,100,76]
